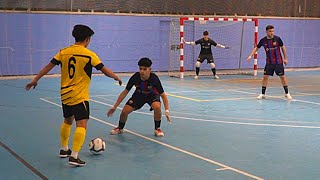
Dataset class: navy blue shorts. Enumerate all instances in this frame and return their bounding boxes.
[62,101,89,120]
[264,64,285,76]
[126,94,161,110]
[197,54,214,64]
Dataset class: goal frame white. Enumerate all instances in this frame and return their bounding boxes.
[178,17,259,78]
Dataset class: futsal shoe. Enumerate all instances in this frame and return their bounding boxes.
[285,93,293,100]
[194,75,199,79]
[154,128,164,137]
[257,94,266,99]
[68,156,86,166]
[110,127,124,135]
[59,149,72,158]
[214,75,219,79]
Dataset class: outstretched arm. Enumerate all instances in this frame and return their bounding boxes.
[25,62,56,90]
[247,47,259,62]
[100,66,122,86]
[160,92,171,123]
[216,43,229,49]
[107,89,129,117]
[183,37,196,45]
[184,40,196,45]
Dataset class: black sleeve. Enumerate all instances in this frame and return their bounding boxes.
[257,38,264,48]
[153,74,164,94]
[277,36,284,46]
[125,73,138,91]
[195,39,202,45]
[50,58,60,65]
[95,63,104,70]
[210,39,217,46]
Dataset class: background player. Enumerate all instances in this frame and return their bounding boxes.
[25,24,122,166]
[107,57,170,137]
[184,31,229,79]
[247,25,292,100]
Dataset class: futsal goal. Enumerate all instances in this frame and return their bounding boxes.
[169,17,258,78]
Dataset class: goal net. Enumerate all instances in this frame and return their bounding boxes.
[169,17,258,78]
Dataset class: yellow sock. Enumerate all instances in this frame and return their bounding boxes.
[72,127,86,153]
[60,123,72,149]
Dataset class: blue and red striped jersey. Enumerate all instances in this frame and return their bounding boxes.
[257,35,284,64]
[126,72,164,97]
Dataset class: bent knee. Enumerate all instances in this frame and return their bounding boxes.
[151,103,161,112]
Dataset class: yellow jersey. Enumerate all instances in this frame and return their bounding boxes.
[51,44,104,105]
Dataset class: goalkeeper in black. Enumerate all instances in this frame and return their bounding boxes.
[184,31,229,79]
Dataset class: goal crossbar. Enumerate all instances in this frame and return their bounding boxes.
[178,17,259,78]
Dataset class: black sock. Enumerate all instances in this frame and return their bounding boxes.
[283,86,289,94]
[211,68,216,76]
[154,120,161,130]
[262,86,266,94]
[196,67,200,76]
[118,121,126,129]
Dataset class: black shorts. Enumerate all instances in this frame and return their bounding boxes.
[126,94,161,110]
[62,101,90,121]
[197,54,214,63]
[264,64,285,76]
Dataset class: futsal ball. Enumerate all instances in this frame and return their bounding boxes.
[89,137,106,154]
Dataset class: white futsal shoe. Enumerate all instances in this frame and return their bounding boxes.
[214,75,219,79]
[285,93,293,100]
[194,75,199,79]
[110,127,124,135]
[257,94,266,99]
[154,128,164,137]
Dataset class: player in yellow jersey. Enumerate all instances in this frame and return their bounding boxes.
[25,24,122,166]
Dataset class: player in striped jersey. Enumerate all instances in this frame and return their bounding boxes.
[25,24,122,166]
[107,58,171,137]
[247,25,292,100]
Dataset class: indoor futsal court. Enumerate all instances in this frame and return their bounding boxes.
[1,70,319,180]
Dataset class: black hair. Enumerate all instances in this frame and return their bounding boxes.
[203,31,209,35]
[266,25,274,31]
[72,24,94,42]
[138,57,152,67]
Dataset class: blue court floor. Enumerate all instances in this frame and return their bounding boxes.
[0,70,320,180]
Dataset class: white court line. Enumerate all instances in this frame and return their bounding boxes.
[292,99,320,105]
[90,98,320,129]
[216,167,231,171]
[39,97,263,180]
[94,96,320,125]
[171,111,320,125]
[166,84,319,94]
[233,89,320,105]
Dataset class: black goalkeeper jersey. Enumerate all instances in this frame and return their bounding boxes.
[195,38,217,55]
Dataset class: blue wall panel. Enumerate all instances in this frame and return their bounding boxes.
[0,13,319,75]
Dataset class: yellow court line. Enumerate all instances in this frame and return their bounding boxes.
[199,97,254,102]
[167,91,320,102]
[178,93,320,102]
[166,93,202,102]
[166,93,254,102]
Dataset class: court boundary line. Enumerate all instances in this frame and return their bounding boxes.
[231,89,320,106]
[94,96,319,124]
[167,86,320,102]
[165,84,320,93]
[0,141,48,180]
[91,97,320,129]
[39,97,263,180]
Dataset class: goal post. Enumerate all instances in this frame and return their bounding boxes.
[169,17,258,78]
